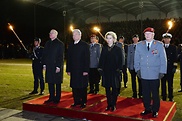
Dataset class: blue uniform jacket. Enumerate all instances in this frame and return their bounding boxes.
[134,40,167,80]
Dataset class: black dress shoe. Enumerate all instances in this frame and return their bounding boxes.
[80,104,86,108]
[88,91,94,94]
[111,106,116,112]
[39,91,44,95]
[139,96,142,99]
[71,103,80,107]
[105,106,111,111]
[152,112,158,118]
[124,84,127,88]
[29,91,38,95]
[94,91,99,94]
[44,99,53,104]
[53,100,60,104]
[140,110,152,116]
[132,95,137,98]
[162,97,166,101]
[169,98,174,102]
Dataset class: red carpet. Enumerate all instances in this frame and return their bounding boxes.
[23,91,176,121]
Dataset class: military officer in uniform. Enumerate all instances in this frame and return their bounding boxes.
[127,34,142,98]
[134,27,167,118]
[161,33,177,101]
[178,44,182,92]
[88,34,102,94]
[29,38,44,95]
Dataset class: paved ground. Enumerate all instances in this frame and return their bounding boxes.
[0,108,89,121]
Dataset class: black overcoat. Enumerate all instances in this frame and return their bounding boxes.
[66,40,90,88]
[42,38,64,84]
[99,45,123,88]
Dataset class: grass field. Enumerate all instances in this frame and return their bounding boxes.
[0,59,182,120]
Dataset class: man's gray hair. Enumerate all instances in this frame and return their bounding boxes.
[73,29,82,35]
[51,29,58,36]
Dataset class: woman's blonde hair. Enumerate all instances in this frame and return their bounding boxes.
[105,31,117,43]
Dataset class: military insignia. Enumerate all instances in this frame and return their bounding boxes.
[152,49,158,54]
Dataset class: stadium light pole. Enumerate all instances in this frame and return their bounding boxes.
[139,1,143,40]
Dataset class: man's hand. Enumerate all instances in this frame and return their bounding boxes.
[43,65,46,71]
[67,72,70,76]
[159,73,164,80]
[98,68,103,75]
[56,67,60,73]
[83,72,88,76]
[137,70,141,79]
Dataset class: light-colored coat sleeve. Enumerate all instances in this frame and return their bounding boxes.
[134,43,140,72]
[159,43,167,74]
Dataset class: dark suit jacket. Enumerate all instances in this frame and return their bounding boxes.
[66,40,90,88]
[42,38,64,84]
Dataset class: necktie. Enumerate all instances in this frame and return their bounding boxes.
[147,43,150,51]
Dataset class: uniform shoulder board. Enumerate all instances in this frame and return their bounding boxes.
[153,40,162,45]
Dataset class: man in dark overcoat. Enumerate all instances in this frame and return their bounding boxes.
[66,29,90,108]
[42,29,64,104]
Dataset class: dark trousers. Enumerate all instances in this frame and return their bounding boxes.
[48,83,61,102]
[129,70,142,97]
[89,68,100,92]
[118,73,122,94]
[141,79,160,112]
[72,88,87,105]
[122,65,128,84]
[180,61,182,88]
[33,67,44,92]
[105,87,118,107]
[161,73,174,99]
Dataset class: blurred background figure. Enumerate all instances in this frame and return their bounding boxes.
[88,34,102,94]
[127,34,142,98]
[117,36,128,88]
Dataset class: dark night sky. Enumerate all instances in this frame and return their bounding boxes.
[0,0,65,45]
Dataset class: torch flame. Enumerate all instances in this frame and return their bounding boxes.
[93,27,100,32]
[168,21,173,30]
[8,23,13,30]
[70,25,74,32]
